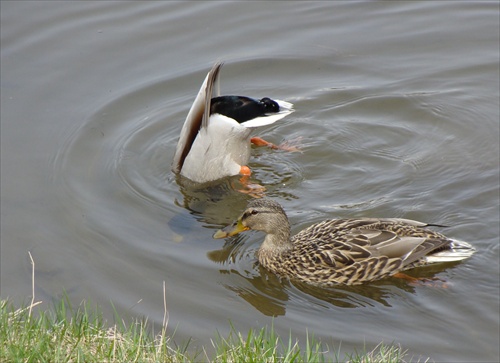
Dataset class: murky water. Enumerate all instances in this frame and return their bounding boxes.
[1,2,499,361]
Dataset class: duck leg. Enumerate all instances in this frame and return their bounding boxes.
[251,137,302,152]
[230,165,266,197]
[392,272,449,288]
[239,165,251,176]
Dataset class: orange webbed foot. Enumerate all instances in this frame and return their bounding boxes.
[234,165,266,198]
[392,272,450,288]
[251,136,303,152]
[275,136,303,153]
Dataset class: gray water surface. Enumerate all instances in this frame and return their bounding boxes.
[1,2,499,362]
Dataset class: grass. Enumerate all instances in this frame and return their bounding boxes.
[0,253,427,362]
[211,323,331,362]
[0,296,187,362]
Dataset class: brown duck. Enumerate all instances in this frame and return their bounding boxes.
[213,199,475,286]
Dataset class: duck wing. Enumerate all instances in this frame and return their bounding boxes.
[349,218,452,267]
[293,218,454,283]
[172,62,223,173]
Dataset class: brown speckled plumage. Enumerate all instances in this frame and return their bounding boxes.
[213,199,475,286]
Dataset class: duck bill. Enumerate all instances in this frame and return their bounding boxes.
[213,219,249,239]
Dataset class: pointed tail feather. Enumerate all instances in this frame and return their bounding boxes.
[425,239,475,263]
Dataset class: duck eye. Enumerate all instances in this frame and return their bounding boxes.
[244,209,258,219]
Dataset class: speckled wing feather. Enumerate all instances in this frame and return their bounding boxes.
[280,218,453,285]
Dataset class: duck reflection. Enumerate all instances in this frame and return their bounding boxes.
[173,172,298,228]
[173,174,250,226]
[220,266,289,317]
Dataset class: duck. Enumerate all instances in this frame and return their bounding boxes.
[172,62,295,184]
[213,199,475,286]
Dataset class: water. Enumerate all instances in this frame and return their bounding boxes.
[1,2,499,361]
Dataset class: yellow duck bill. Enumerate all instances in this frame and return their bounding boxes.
[213,219,249,239]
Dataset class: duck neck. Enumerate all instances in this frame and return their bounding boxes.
[259,218,292,256]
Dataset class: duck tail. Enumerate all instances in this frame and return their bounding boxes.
[425,239,476,263]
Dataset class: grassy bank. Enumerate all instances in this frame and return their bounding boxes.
[0,297,420,363]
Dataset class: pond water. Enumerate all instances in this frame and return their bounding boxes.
[1,2,499,362]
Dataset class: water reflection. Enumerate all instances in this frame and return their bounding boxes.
[173,165,300,227]
[173,176,254,226]
[221,266,289,316]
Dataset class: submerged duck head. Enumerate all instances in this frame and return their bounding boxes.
[172,62,294,184]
